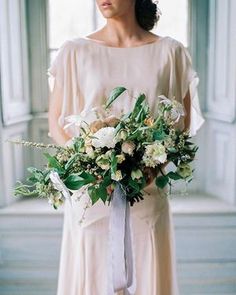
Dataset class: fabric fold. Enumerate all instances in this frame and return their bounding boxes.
[170,41,205,137]
[47,40,81,137]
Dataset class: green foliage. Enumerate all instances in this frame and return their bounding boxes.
[43,153,64,173]
[155,175,169,189]
[64,172,95,190]
[88,184,108,205]
[167,171,183,180]
[105,86,127,109]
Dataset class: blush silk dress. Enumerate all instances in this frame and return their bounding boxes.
[47,35,205,295]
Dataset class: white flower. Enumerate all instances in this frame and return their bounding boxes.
[121,141,135,155]
[49,171,71,203]
[96,154,110,170]
[111,170,123,181]
[170,100,185,122]
[131,169,143,180]
[91,127,117,148]
[63,107,108,135]
[158,95,172,106]
[143,141,167,167]
[176,163,192,178]
[48,192,64,208]
[158,95,185,123]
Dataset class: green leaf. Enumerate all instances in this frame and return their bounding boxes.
[64,172,95,190]
[167,171,183,180]
[153,130,166,141]
[27,176,38,183]
[155,175,169,189]
[131,94,146,119]
[98,185,108,204]
[88,186,101,205]
[128,179,140,192]
[64,154,79,170]
[167,147,178,153]
[105,87,127,109]
[73,137,84,152]
[43,153,64,172]
[64,174,85,190]
[111,151,117,176]
[79,171,96,183]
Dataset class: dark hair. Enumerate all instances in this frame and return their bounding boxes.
[135,0,160,31]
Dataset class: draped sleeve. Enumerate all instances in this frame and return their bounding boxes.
[47,40,81,137]
[169,40,205,137]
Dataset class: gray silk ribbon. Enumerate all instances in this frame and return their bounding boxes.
[107,183,137,295]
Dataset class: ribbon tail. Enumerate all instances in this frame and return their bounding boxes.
[125,202,137,295]
[107,183,137,295]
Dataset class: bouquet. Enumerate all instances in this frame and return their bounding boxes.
[11,86,198,209]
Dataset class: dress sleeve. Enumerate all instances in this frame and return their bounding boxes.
[169,41,205,137]
[47,40,80,137]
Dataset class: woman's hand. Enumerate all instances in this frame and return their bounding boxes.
[143,160,170,187]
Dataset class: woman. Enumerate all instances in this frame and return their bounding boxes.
[47,0,205,294]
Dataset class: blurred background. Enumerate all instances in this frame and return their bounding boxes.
[0,0,236,294]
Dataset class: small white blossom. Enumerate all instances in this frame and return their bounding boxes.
[48,192,64,208]
[170,101,185,122]
[176,163,192,178]
[116,154,126,164]
[158,95,185,123]
[121,141,135,155]
[111,170,123,181]
[96,154,110,170]
[49,171,71,203]
[131,169,143,180]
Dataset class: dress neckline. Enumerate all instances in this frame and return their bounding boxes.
[79,35,168,50]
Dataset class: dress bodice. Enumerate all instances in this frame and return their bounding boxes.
[47,35,205,138]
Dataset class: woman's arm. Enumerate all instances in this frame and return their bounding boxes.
[48,84,71,146]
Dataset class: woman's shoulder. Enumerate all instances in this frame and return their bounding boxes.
[54,37,88,56]
[163,36,186,51]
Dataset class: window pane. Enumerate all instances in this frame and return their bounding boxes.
[48,0,94,49]
[154,0,189,46]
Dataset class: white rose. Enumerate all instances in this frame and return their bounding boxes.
[91,127,117,148]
